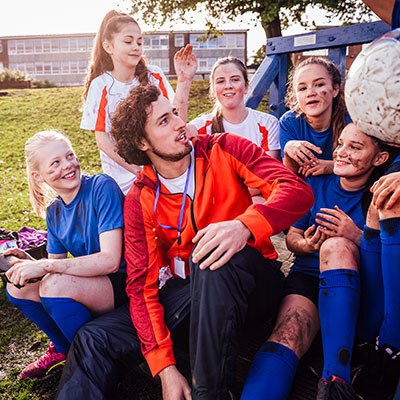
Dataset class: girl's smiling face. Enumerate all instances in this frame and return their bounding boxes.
[211,63,248,111]
[333,123,388,179]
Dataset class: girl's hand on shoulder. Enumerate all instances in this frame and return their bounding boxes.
[303,224,327,253]
[316,206,362,244]
[284,140,322,168]
[299,159,334,178]
[371,171,400,210]
[174,44,197,83]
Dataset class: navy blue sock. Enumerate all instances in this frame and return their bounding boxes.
[40,297,92,343]
[358,226,384,343]
[379,218,400,350]
[6,289,70,354]
[319,269,360,383]
[240,342,299,400]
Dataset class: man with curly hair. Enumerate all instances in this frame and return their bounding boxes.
[56,85,314,400]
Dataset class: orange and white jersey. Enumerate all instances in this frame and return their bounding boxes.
[81,66,174,194]
[190,108,280,152]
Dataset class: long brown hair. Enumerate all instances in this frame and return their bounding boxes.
[82,10,148,102]
[286,56,347,150]
[209,57,249,134]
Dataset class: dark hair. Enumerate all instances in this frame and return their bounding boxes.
[209,57,249,134]
[361,139,400,216]
[111,85,161,166]
[286,57,347,150]
[82,10,148,102]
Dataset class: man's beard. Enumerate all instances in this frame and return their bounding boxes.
[148,139,192,162]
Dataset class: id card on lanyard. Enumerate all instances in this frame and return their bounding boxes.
[153,159,192,279]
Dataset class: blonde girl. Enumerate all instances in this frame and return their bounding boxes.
[4,131,126,379]
[81,10,196,194]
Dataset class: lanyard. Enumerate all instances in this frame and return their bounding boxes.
[153,158,192,245]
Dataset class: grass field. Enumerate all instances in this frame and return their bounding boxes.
[0,81,269,399]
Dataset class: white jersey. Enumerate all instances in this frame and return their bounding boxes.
[190,108,280,152]
[81,65,175,194]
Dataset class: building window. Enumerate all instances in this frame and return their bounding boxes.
[25,40,34,53]
[61,61,70,74]
[36,63,43,74]
[43,40,51,53]
[34,40,42,53]
[174,34,184,47]
[8,41,16,54]
[79,60,87,73]
[143,35,169,50]
[51,39,60,52]
[0,62,3,72]
[52,62,60,74]
[147,57,169,73]
[0,42,2,53]
[197,57,217,72]
[26,63,34,74]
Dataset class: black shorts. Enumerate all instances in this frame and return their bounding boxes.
[284,271,319,306]
[108,271,129,308]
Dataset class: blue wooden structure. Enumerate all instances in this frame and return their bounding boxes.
[245,21,391,118]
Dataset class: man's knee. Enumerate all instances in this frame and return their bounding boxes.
[39,273,68,297]
[320,237,359,272]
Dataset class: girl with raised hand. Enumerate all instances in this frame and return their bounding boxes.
[81,10,196,194]
[280,56,350,178]
[4,131,126,380]
[189,56,281,160]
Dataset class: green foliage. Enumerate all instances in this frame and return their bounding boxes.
[250,45,266,67]
[0,68,29,83]
[31,80,57,89]
[129,0,373,38]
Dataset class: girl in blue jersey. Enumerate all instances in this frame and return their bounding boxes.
[280,57,349,178]
[81,10,196,194]
[4,131,126,380]
[241,123,396,400]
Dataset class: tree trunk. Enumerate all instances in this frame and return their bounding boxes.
[262,14,282,38]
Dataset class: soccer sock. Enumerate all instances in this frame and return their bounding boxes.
[358,226,384,343]
[6,289,70,354]
[240,342,299,400]
[40,297,92,343]
[379,218,400,350]
[319,269,360,383]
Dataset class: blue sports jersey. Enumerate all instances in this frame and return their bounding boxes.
[46,174,126,271]
[279,110,351,160]
[291,174,365,276]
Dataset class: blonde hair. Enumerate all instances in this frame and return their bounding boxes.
[25,131,72,218]
[82,10,148,102]
[209,57,249,134]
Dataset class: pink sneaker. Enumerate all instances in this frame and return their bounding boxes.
[20,342,66,379]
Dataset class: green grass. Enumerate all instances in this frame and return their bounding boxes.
[0,81,269,399]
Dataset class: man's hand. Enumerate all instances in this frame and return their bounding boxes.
[371,171,400,210]
[284,140,322,168]
[315,206,363,245]
[191,220,251,271]
[159,365,192,400]
[174,44,197,83]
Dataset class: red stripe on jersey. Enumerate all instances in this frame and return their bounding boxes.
[95,86,108,132]
[258,123,270,151]
[151,73,169,99]
[197,120,213,135]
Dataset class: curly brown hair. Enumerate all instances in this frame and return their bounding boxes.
[286,56,347,150]
[111,85,161,166]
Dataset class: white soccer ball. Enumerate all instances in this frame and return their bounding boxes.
[345,29,400,145]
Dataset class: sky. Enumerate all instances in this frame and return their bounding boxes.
[1,0,378,57]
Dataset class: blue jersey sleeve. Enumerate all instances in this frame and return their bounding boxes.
[279,111,299,158]
[46,202,68,255]
[92,175,125,235]
[392,0,400,29]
